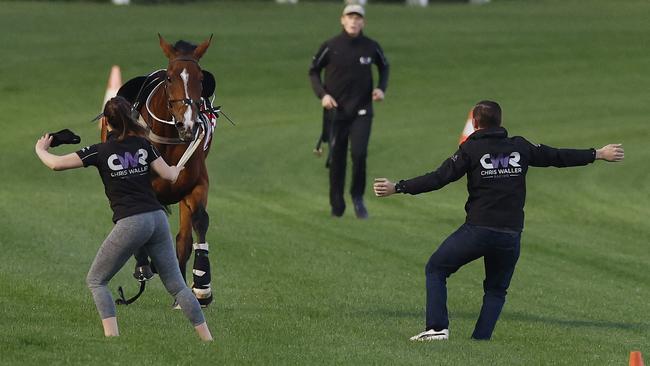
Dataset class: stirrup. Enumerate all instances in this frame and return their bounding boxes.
[133,265,155,282]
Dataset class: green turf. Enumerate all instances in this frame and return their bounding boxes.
[0,0,648,364]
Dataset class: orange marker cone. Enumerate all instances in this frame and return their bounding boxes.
[98,65,122,128]
[103,65,122,107]
[630,351,645,366]
[459,108,475,145]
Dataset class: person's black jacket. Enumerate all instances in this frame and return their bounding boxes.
[309,31,389,120]
[396,127,596,230]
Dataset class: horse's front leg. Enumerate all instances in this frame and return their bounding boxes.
[185,181,212,307]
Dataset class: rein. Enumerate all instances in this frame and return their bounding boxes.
[145,80,177,125]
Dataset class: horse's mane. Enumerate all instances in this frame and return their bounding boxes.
[173,40,197,55]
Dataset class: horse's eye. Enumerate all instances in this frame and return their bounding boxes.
[166,76,172,82]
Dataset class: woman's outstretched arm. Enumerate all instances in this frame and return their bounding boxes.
[35,134,83,171]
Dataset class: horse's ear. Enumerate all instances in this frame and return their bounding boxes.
[158,33,176,59]
[193,34,213,60]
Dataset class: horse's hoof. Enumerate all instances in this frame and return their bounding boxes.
[192,286,213,308]
[133,265,155,282]
[198,295,213,308]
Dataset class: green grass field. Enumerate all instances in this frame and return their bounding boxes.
[0,0,648,364]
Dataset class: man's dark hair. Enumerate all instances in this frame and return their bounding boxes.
[472,100,502,128]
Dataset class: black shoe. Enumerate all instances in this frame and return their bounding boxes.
[331,208,344,217]
[352,197,368,219]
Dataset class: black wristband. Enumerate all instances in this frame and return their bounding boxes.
[395,180,406,194]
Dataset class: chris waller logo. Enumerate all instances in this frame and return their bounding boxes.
[108,149,149,177]
[480,152,522,178]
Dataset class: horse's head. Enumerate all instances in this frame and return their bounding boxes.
[159,34,212,141]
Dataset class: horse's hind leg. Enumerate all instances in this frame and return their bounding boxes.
[176,200,194,283]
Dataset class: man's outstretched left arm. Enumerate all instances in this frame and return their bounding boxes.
[526,138,624,167]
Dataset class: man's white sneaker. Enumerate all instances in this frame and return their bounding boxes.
[409,328,449,341]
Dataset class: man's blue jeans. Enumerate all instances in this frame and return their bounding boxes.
[425,223,521,340]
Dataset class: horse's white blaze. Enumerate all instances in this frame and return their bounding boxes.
[180,68,193,130]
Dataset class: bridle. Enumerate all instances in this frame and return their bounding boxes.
[123,58,233,148]
[146,56,205,127]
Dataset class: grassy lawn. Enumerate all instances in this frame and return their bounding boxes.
[0,0,647,364]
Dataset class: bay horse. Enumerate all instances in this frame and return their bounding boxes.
[103,35,216,307]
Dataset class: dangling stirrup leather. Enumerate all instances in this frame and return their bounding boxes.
[115,282,146,305]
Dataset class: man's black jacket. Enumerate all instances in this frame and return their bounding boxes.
[309,31,389,120]
[396,127,596,230]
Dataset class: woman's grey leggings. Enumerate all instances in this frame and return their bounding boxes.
[85,210,205,326]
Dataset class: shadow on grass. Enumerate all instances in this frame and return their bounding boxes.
[347,307,422,319]
[453,310,650,332]
[344,307,649,332]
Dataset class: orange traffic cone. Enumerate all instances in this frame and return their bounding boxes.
[98,65,122,128]
[459,108,475,145]
[630,351,645,366]
[103,65,122,107]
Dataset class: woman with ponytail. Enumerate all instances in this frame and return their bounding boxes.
[35,96,213,341]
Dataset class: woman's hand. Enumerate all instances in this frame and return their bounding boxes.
[170,165,185,184]
[35,133,53,152]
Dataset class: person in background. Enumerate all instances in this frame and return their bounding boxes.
[309,4,389,219]
[34,96,213,341]
[373,100,624,341]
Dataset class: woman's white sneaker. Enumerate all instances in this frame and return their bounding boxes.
[409,329,449,341]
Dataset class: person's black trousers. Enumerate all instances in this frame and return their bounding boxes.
[328,114,372,215]
[424,223,521,339]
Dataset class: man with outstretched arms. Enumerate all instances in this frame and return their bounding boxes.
[373,100,624,341]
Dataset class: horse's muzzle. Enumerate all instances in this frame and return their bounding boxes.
[175,124,193,142]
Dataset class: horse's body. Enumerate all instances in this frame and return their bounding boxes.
[104,35,215,306]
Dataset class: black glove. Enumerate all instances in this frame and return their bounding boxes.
[49,129,81,147]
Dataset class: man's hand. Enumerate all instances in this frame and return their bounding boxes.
[321,94,338,110]
[596,144,624,162]
[372,88,385,102]
[373,178,396,197]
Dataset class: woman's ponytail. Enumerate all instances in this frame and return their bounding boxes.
[103,96,147,141]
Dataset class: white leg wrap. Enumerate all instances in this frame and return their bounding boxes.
[192,286,212,299]
[193,242,209,251]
